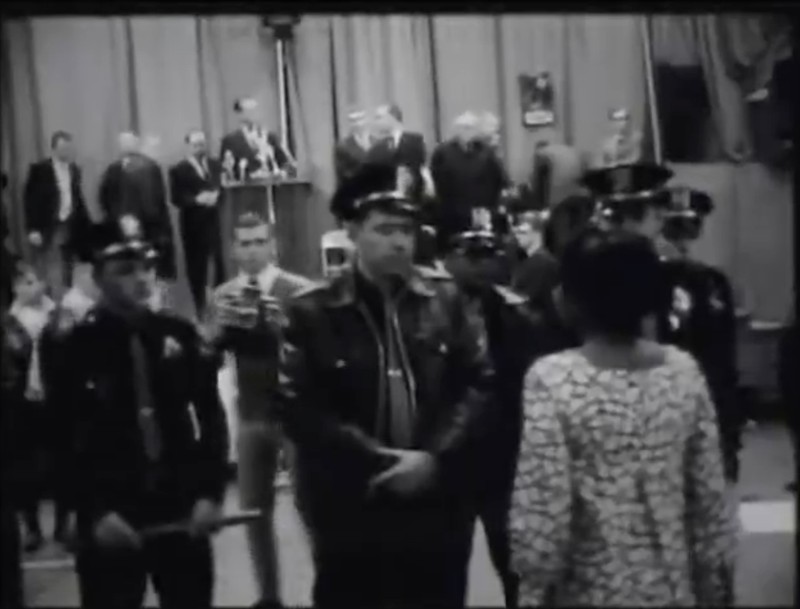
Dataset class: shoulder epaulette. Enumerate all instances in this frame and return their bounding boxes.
[416,263,452,280]
[493,285,528,306]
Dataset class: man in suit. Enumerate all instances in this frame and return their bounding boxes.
[430,113,508,253]
[220,97,292,182]
[511,209,560,312]
[204,211,311,609]
[98,131,175,280]
[24,131,92,300]
[368,103,426,171]
[334,110,372,186]
[169,130,225,317]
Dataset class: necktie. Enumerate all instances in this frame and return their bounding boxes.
[383,298,415,448]
[130,333,162,464]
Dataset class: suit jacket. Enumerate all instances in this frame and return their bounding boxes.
[219,128,289,178]
[209,266,312,424]
[367,131,427,170]
[168,156,223,217]
[511,248,561,310]
[334,135,371,185]
[23,159,91,249]
[98,154,175,277]
[430,139,507,237]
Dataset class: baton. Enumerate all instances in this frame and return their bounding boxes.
[139,508,263,539]
[22,509,263,571]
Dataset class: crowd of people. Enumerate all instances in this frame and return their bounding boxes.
[0,92,796,609]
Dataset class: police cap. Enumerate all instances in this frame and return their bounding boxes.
[330,161,421,223]
[447,207,505,258]
[664,186,714,219]
[582,162,674,213]
[88,215,153,264]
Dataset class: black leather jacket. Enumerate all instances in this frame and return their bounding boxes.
[277,266,495,521]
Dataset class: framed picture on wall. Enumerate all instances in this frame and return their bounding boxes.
[519,72,555,128]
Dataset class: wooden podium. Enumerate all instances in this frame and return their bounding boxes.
[220,177,314,278]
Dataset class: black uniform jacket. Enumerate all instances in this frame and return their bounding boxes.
[61,306,229,529]
[656,257,740,467]
[469,284,548,500]
[277,266,495,526]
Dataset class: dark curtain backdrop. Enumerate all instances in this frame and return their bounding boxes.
[1,14,793,322]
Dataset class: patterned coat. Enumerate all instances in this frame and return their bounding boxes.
[510,346,736,606]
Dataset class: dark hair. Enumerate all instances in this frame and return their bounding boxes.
[234,211,268,231]
[185,129,204,143]
[233,97,256,113]
[561,227,663,340]
[543,194,595,257]
[386,103,403,123]
[51,131,72,149]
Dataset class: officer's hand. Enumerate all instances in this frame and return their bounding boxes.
[367,449,438,498]
[28,231,43,247]
[93,512,141,550]
[188,498,221,538]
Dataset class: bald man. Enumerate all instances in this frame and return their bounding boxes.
[98,131,175,278]
[430,112,509,251]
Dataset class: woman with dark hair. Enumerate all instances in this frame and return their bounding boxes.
[509,227,736,606]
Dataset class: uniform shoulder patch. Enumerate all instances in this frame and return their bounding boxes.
[493,285,528,306]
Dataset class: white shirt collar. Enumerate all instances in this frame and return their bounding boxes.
[393,130,403,146]
[236,263,281,293]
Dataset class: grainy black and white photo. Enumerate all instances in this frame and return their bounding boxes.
[0,9,795,609]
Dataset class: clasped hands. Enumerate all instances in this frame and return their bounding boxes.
[367,448,438,499]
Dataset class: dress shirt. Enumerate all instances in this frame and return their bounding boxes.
[52,158,73,222]
[235,263,281,295]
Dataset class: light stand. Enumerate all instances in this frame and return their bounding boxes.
[262,15,301,159]
[640,16,663,164]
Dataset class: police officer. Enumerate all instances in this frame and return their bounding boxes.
[582,163,742,481]
[278,160,494,608]
[660,186,741,481]
[441,222,547,609]
[61,219,229,609]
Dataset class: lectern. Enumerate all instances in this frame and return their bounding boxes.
[220,177,314,278]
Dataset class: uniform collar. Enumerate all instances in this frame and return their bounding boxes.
[325,265,435,308]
